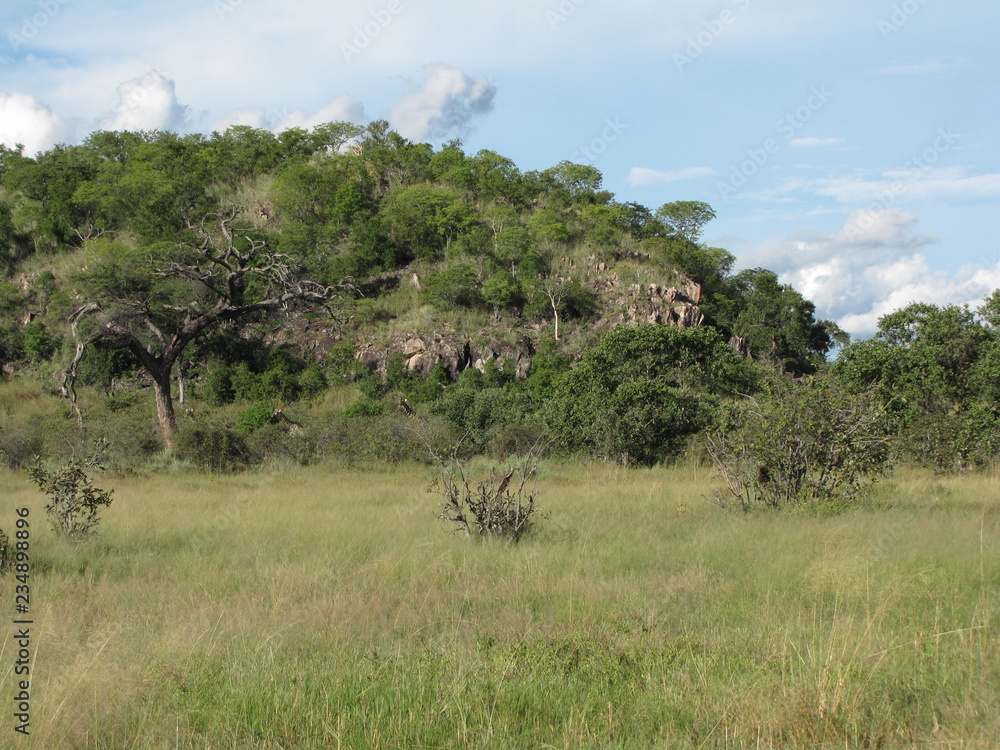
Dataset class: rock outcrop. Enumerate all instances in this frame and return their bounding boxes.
[356,331,535,381]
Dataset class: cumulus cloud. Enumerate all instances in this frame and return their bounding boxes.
[626,166,715,186]
[100,71,189,132]
[741,209,1000,337]
[388,63,496,142]
[209,95,366,135]
[274,95,366,131]
[0,92,73,155]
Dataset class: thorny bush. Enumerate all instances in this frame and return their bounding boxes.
[431,439,547,543]
[706,376,893,511]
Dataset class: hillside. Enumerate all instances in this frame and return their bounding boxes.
[1,122,997,473]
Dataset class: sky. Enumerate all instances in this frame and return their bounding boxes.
[1,0,998,337]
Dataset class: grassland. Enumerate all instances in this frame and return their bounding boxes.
[0,462,997,749]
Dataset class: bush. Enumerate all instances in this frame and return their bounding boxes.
[236,400,276,434]
[26,448,115,540]
[432,451,546,543]
[0,427,45,470]
[0,527,9,574]
[422,263,482,309]
[175,423,259,473]
[344,397,385,418]
[706,377,893,511]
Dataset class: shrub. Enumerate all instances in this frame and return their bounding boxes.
[0,527,9,574]
[236,400,276,434]
[344,397,385,418]
[706,377,893,511]
[432,450,546,543]
[175,424,259,473]
[26,448,115,541]
[0,428,45,470]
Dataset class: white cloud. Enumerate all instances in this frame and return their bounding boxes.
[388,63,496,142]
[99,71,189,132]
[0,92,72,155]
[209,95,367,135]
[274,96,366,132]
[762,166,1000,207]
[626,166,716,186]
[790,137,843,148]
[740,209,1000,337]
[208,108,272,133]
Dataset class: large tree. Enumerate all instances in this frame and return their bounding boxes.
[61,208,351,447]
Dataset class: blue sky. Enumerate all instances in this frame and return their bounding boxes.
[1,0,998,335]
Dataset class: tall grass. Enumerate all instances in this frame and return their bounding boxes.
[0,463,996,748]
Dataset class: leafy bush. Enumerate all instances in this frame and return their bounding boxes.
[543,325,760,465]
[236,400,276,434]
[344,397,385,418]
[26,449,115,540]
[422,263,482,309]
[203,360,236,405]
[706,377,893,511]
[0,427,45,470]
[175,423,259,473]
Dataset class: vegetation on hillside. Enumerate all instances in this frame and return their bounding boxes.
[1,122,998,486]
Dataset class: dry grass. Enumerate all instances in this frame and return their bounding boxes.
[0,462,996,748]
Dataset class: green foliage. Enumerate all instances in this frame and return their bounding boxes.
[380,184,478,261]
[236,400,276,434]
[422,262,482,309]
[203,361,236,405]
[643,237,733,295]
[344,397,385,418]
[20,322,60,362]
[481,270,524,314]
[834,299,1000,470]
[27,448,115,540]
[655,200,716,243]
[706,377,894,511]
[175,423,259,473]
[77,347,137,390]
[543,325,760,464]
[724,268,840,373]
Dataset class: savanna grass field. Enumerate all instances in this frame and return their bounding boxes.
[0,460,997,749]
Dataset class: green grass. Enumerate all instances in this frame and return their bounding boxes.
[0,463,996,748]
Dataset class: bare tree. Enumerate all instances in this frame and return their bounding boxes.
[61,208,352,447]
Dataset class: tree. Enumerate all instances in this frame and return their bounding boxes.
[655,201,716,243]
[380,184,478,261]
[833,298,1000,470]
[62,209,352,447]
[543,325,760,464]
[707,376,893,511]
[724,268,841,373]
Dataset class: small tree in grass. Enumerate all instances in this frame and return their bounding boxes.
[429,435,546,543]
[706,377,893,511]
[27,447,115,540]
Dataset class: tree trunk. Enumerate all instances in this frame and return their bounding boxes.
[152,372,177,448]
